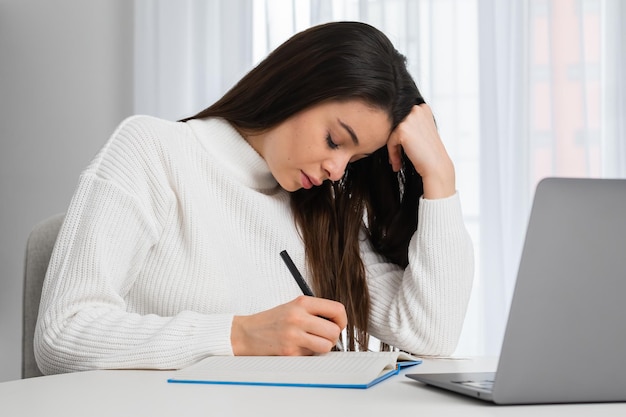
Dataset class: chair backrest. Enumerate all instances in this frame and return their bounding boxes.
[22,213,65,378]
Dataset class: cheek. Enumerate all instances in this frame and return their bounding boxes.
[283,135,317,165]
[265,134,302,178]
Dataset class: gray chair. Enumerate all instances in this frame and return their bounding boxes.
[22,213,65,378]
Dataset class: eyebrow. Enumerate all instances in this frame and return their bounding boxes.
[338,119,359,146]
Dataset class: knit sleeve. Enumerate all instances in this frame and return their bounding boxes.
[34,117,234,375]
[364,192,474,356]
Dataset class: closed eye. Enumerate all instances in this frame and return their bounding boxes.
[326,133,339,149]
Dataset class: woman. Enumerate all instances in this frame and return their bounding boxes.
[35,21,473,374]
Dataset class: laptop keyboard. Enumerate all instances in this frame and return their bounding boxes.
[452,379,495,392]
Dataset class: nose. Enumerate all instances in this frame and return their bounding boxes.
[323,155,349,182]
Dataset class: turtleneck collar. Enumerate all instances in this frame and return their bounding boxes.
[186,117,279,192]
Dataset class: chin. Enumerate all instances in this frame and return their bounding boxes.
[277,181,299,193]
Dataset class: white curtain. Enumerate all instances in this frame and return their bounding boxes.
[476,0,529,354]
[133,0,626,356]
[603,0,626,176]
[134,0,252,121]
[476,0,626,354]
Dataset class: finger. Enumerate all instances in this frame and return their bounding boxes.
[387,140,403,172]
[417,102,432,116]
[296,296,347,331]
[301,329,340,353]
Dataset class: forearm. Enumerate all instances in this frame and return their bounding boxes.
[34,301,234,375]
[366,193,474,355]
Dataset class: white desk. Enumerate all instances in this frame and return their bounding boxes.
[1,357,624,416]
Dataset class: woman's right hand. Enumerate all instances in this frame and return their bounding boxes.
[230,296,347,356]
[387,104,456,199]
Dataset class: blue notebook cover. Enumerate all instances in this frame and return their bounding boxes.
[167,351,421,389]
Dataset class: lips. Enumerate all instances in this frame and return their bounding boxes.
[309,175,322,186]
[300,171,322,189]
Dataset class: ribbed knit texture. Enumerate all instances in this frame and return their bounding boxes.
[34,115,474,375]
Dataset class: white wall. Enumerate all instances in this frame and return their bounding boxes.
[0,0,134,382]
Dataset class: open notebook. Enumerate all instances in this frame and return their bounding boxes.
[168,351,421,389]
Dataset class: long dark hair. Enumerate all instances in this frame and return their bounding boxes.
[183,21,424,350]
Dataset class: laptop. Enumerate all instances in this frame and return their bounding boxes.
[406,177,626,404]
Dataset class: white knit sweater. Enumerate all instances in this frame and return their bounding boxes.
[34,115,474,375]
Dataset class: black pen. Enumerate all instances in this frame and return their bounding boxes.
[279,250,345,351]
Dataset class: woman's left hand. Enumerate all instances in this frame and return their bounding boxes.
[387,104,456,199]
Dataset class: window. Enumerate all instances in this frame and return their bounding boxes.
[134,0,626,356]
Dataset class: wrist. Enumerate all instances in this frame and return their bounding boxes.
[230,315,248,356]
[420,160,456,199]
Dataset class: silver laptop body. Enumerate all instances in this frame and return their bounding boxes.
[407,177,626,404]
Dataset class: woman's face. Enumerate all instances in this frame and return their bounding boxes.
[246,100,392,192]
